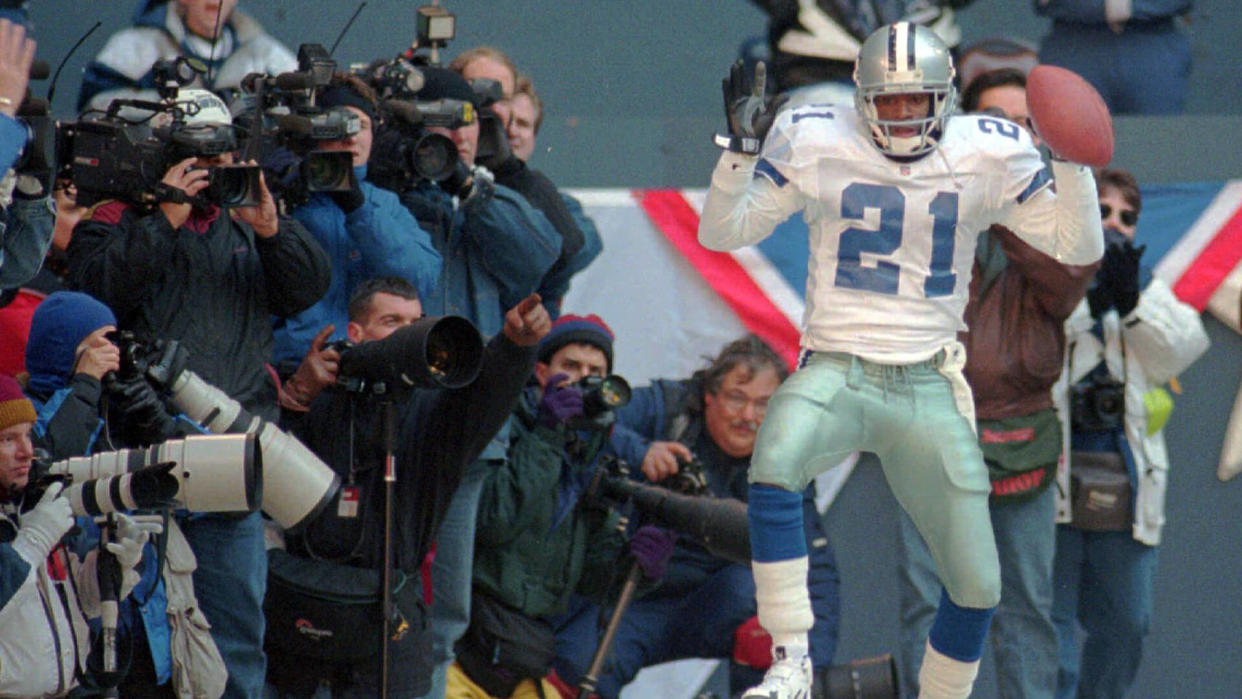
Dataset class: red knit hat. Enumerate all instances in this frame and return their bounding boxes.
[0,374,35,432]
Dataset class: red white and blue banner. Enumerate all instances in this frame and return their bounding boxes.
[562,183,1242,482]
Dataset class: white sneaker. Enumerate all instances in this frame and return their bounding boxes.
[741,646,812,699]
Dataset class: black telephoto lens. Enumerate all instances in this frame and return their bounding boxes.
[303,150,354,192]
[337,316,484,390]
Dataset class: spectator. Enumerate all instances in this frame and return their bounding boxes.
[265,280,551,698]
[895,68,1100,699]
[367,65,562,699]
[508,75,541,163]
[271,72,441,389]
[1035,0,1193,114]
[0,373,157,698]
[22,290,228,697]
[450,313,674,698]
[77,0,296,113]
[1051,167,1210,697]
[451,46,602,318]
[699,21,1102,698]
[67,86,331,699]
[553,334,841,697]
[744,0,968,108]
[0,15,52,296]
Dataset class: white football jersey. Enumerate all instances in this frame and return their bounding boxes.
[700,103,1088,363]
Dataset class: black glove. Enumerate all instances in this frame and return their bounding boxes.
[107,374,178,446]
[330,168,365,213]
[438,160,474,199]
[1109,238,1144,316]
[143,339,189,392]
[1086,279,1113,319]
[715,60,787,155]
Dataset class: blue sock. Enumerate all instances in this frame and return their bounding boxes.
[928,588,996,662]
[748,483,807,563]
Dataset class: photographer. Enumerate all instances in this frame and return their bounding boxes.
[0,374,157,698]
[265,279,551,698]
[366,64,562,699]
[67,87,331,699]
[452,313,674,698]
[22,290,228,698]
[552,335,840,697]
[271,72,442,379]
[451,47,603,319]
[1050,168,1209,698]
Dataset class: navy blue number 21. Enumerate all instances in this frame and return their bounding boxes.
[835,183,960,298]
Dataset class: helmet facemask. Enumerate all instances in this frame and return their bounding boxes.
[854,22,957,159]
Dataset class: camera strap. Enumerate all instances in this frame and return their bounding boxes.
[151,183,192,205]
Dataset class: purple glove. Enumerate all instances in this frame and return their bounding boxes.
[629,525,676,580]
[538,372,584,428]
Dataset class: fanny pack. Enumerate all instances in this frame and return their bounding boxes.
[979,411,1060,505]
[455,591,557,697]
[263,549,427,663]
[1069,451,1133,532]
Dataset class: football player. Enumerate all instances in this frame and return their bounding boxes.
[698,22,1104,699]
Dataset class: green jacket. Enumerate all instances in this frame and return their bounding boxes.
[472,387,625,618]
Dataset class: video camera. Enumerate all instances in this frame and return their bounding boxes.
[55,56,262,209]
[585,456,751,565]
[356,56,474,188]
[232,43,361,207]
[25,433,261,518]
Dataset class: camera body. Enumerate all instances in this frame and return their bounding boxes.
[56,58,261,209]
[1070,372,1126,433]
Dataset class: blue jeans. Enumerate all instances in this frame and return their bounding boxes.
[415,461,490,699]
[181,511,267,699]
[897,486,1058,698]
[1052,525,1158,699]
[551,564,758,699]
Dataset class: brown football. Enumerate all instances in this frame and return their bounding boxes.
[1026,64,1114,167]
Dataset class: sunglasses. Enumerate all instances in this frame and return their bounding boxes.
[1100,204,1138,227]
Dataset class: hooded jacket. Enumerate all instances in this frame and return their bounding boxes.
[78,0,296,113]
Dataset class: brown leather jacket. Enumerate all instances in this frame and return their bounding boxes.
[961,225,1100,419]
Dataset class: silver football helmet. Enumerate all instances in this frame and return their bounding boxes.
[854,22,957,158]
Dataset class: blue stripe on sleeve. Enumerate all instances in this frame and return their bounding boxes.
[755,158,789,187]
[1016,166,1052,204]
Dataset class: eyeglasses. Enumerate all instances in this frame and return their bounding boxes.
[717,390,770,416]
[1100,204,1138,227]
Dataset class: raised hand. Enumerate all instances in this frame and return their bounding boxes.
[716,60,787,155]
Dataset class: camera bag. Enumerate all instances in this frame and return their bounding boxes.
[455,591,557,697]
[1069,450,1133,531]
[263,548,426,663]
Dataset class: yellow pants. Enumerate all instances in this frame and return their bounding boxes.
[445,661,559,699]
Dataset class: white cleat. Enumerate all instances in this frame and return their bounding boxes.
[741,646,813,699]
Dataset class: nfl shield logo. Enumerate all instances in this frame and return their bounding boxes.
[900,165,911,175]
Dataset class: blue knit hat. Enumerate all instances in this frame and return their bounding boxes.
[537,314,615,373]
[25,292,117,397]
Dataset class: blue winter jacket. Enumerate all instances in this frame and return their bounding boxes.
[391,176,561,341]
[272,165,441,367]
